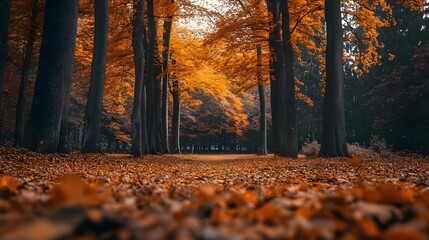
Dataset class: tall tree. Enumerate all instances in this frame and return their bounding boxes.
[131,0,148,156]
[146,0,158,153]
[319,0,349,157]
[0,0,10,133]
[170,68,180,154]
[280,0,298,157]
[24,0,79,152]
[161,0,175,154]
[82,0,109,152]
[256,46,267,155]
[14,0,41,146]
[266,0,292,156]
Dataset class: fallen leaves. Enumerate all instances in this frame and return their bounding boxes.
[0,147,429,239]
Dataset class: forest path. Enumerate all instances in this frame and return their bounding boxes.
[167,154,275,161]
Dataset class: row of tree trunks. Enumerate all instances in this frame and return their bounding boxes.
[0,0,10,133]
[82,0,108,153]
[266,0,348,158]
[24,0,79,153]
[14,0,41,146]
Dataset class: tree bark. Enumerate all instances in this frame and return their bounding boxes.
[266,0,288,156]
[161,2,174,154]
[281,0,298,157]
[131,0,148,156]
[257,47,267,155]
[319,0,349,157]
[82,0,108,152]
[154,56,163,153]
[24,0,79,153]
[171,77,180,153]
[146,0,158,153]
[14,0,41,146]
[0,0,10,134]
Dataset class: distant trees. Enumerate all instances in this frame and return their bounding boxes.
[0,0,428,156]
[24,0,79,152]
[14,0,42,146]
[82,0,108,153]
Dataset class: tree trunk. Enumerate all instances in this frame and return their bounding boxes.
[171,78,180,153]
[146,0,158,153]
[154,57,163,153]
[131,0,147,156]
[0,0,10,134]
[161,2,174,154]
[257,47,267,155]
[266,0,288,156]
[281,0,298,157]
[82,0,108,152]
[14,0,41,146]
[319,0,349,157]
[24,0,79,153]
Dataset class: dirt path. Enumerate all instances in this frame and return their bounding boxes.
[167,154,275,161]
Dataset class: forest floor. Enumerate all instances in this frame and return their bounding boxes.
[0,147,429,240]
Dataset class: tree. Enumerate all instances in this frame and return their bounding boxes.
[24,0,79,152]
[281,0,298,157]
[82,0,109,152]
[146,0,159,153]
[170,66,180,153]
[319,0,349,157]
[0,0,10,133]
[161,0,176,154]
[131,0,148,156]
[256,46,267,155]
[14,0,41,146]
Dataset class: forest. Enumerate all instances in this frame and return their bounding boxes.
[0,0,429,239]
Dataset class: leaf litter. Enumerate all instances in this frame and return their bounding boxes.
[0,147,429,239]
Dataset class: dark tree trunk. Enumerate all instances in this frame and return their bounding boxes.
[319,0,349,157]
[131,0,148,156]
[146,0,158,153]
[24,0,79,153]
[14,0,41,146]
[171,78,180,153]
[266,0,288,156]
[83,0,108,152]
[0,0,10,134]
[161,2,174,154]
[154,57,163,153]
[257,47,267,155]
[281,0,298,157]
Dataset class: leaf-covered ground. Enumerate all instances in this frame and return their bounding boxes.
[0,147,429,240]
